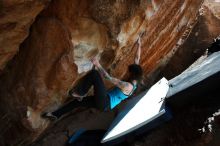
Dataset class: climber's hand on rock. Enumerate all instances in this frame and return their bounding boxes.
[91,57,100,66]
[137,36,141,45]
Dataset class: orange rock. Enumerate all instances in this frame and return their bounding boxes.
[0,0,50,70]
[0,17,77,145]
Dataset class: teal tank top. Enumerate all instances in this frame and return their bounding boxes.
[107,84,137,109]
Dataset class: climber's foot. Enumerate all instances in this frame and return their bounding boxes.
[68,89,86,101]
[41,112,58,121]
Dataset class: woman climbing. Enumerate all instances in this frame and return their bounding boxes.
[43,37,143,120]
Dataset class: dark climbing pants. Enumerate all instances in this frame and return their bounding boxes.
[52,70,110,118]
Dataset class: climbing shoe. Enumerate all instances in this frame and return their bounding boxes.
[41,112,58,121]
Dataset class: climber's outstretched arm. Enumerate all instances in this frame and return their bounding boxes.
[135,37,142,65]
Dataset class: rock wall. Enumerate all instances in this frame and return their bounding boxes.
[159,0,220,79]
[0,17,78,146]
[1,0,218,145]
[0,0,50,71]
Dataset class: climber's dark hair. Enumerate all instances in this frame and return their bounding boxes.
[128,64,143,81]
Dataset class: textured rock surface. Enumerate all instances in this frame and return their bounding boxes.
[0,0,50,71]
[39,0,204,82]
[159,0,220,79]
[0,17,77,146]
[0,0,220,145]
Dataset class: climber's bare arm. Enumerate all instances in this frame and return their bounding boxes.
[134,37,142,65]
[97,63,111,80]
[108,77,133,94]
[91,58,133,94]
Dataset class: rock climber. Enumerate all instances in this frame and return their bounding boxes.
[43,36,143,120]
